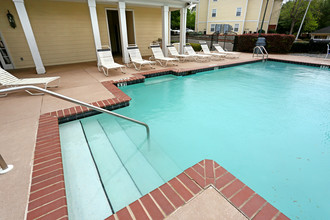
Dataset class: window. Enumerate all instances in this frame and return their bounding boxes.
[212,9,216,17]
[234,24,239,32]
[210,24,216,32]
[213,0,218,1]
[236,7,242,16]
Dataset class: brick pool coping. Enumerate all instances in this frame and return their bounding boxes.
[25,57,322,219]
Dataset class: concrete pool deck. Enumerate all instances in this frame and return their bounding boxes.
[0,53,329,219]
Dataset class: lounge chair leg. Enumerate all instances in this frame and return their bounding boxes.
[0,93,8,97]
[25,90,44,96]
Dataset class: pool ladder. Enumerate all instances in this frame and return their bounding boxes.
[253,46,268,60]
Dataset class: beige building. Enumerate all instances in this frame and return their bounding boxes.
[0,0,198,74]
[195,0,282,35]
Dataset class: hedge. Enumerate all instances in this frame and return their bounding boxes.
[190,43,202,52]
[236,34,295,53]
[290,41,310,53]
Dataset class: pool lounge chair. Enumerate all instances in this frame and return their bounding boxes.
[213,44,240,58]
[0,67,60,97]
[127,45,155,71]
[184,44,211,62]
[199,41,226,60]
[167,45,193,62]
[149,44,178,67]
[97,48,126,76]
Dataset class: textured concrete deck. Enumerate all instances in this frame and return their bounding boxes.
[0,53,329,219]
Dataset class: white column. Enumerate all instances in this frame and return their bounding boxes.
[179,7,187,54]
[162,5,169,56]
[168,10,171,46]
[118,1,129,63]
[13,0,45,74]
[88,0,102,50]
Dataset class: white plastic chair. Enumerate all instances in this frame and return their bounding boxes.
[167,45,193,62]
[184,45,211,62]
[97,48,126,76]
[213,44,240,58]
[127,45,155,71]
[0,67,60,97]
[149,44,178,66]
[199,41,226,60]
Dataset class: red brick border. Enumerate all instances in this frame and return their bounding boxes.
[27,60,292,219]
[105,159,290,220]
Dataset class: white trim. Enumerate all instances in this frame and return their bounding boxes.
[88,0,102,50]
[206,0,210,32]
[196,2,200,31]
[118,1,129,63]
[179,7,187,54]
[205,20,244,23]
[162,5,169,56]
[13,0,45,74]
[257,0,264,31]
[242,0,249,34]
[168,10,171,44]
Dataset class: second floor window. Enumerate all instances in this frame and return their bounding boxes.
[212,9,216,17]
[236,7,242,16]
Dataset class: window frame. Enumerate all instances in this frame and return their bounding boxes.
[211,9,217,17]
[236,7,242,16]
[234,24,239,32]
[210,24,216,32]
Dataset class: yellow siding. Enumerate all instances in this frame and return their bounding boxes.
[270,0,282,25]
[133,7,162,56]
[0,0,34,68]
[208,0,247,21]
[245,0,263,21]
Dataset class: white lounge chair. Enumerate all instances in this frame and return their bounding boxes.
[213,44,240,58]
[325,43,329,60]
[0,67,60,97]
[149,44,178,67]
[184,45,211,62]
[127,45,155,71]
[167,45,192,62]
[199,41,226,60]
[97,48,126,76]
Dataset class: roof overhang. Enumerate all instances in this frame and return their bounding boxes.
[53,0,199,8]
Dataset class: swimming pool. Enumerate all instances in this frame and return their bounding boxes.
[61,61,330,219]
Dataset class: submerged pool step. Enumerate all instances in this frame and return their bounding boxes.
[98,116,165,195]
[80,118,142,212]
[59,120,112,220]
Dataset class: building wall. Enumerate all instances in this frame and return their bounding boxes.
[0,0,162,69]
[196,0,280,35]
[269,0,282,27]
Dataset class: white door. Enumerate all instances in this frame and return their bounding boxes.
[0,33,14,69]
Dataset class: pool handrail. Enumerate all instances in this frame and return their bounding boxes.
[253,46,268,59]
[0,85,150,139]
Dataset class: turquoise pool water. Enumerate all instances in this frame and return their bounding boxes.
[107,61,330,220]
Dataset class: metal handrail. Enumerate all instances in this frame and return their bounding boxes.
[253,46,268,60]
[0,86,150,139]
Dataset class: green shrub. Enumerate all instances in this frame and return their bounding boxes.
[237,34,295,53]
[290,41,309,53]
[190,43,201,51]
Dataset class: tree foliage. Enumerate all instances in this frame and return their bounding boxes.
[171,9,196,30]
[277,0,323,35]
[318,0,330,28]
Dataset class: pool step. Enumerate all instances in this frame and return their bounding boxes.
[80,118,142,212]
[97,116,165,195]
[59,120,112,220]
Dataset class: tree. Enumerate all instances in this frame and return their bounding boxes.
[171,9,196,30]
[277,0,322,34]
[318,0,330,28]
